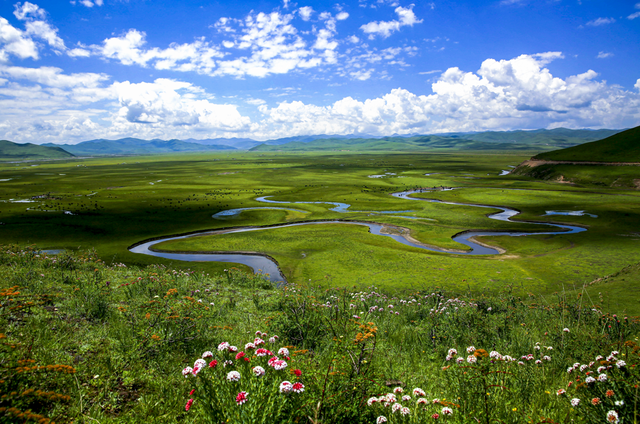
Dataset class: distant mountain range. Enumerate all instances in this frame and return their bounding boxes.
[0,128,627,159]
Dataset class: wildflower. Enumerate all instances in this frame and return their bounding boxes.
[391,403,402,413]
[252,366,265,377]
[614,400,624,406]
[256,348,268,357]
[432,398,440,404]
[580,365,589,372]
[193,359,206,375]
[456,357,464,364]
[570,398,580,407]
[393,387,403,394]
[185,398,194,411]
[245,342,256,350]
[606,410,619,423]
[400,407,410,415]
[490,351,502,359]
[595,355,604,361]
[182,367,193,377]
[217,342,230,351]
[402,395,411,402]
[376,417,387,424]
[227,371,241,382]
[268,336,278,343]
[292,382,304,393]
[432,413,440,419]
[417,397,428,404]
[442,407,453,415]
[236,391,248,405]
[467,355,477,364]
[413,388,426,397]
[466,346,476,353]
[598,374,607,382]
[563,328,570,333]
[224,360,233,367]
[279,381,293,393]
[293,369,302,377]
[585,376,596,384]
[615,360,626,368]
[229,346,238,353]
[254,338,265,345]
[273,360,287,370]
[606,390,615,397]
[543,356,551,361]
[447,348,457,357]
[278,347,290,356]
[202,351,214,358]
[535,360,542,365]
[598,366,606,373]
[209,360,218,368]
[385,393,397,403]
[235,352,245,360]
[556,389,566,396]
[591,398,600,405]
[367,397,378,406]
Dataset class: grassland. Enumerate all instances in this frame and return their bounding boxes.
[0,150,639,314]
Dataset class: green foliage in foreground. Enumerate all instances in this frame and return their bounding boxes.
[1,245,639,423]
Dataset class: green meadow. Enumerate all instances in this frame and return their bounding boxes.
[0,151,639,313]
[1,150,640,423]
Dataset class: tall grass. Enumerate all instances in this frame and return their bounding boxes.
[0,245,638,423]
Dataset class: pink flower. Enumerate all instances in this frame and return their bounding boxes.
[393,387,403,394]
[236,391,248,405]
[217,342,230,351]
[278,347,290,356]
[254,338,265,346]
[442,407,453,415]
[256,348,268,357]
[413,388,426,397]
[294,369,302,377]
[185,398,194,411]
[229,346,238,353]
[273,360,287,370]
[432,413,440,419]
[235,351,245,360]
[202,351,214,358]
[245,342,256,350]
[292,382,305,393]
[182,366,193,377]
[376,417,387,424]
[209,359,218,368]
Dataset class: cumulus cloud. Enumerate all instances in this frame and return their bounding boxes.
[0,17,39,62]
[336,12,349,21]
[298,6,314,21]
[100,29,223,74]
[586,17,615,26]
[629,3,640,19]
[255,53,640,137]
[636,79,640,91]
[597,51,613,59]
[360,5,422,39]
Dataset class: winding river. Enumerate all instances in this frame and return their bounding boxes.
[129,190,587,283]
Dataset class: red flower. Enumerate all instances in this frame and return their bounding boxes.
[605,389,615,397]
[209,360,218,368]
[432,413,440,419]
[189,389,195,396]
[236,351,245,360]
[591,398,600,405]
[236,391,248,405]
[185,398,194,411]
[294,369,302,377]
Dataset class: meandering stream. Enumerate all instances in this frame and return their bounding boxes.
[129,190,587,283]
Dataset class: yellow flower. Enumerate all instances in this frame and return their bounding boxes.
[512,408,517,412]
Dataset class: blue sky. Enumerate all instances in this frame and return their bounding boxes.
[0,0,639,143]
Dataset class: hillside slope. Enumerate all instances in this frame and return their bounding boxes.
[533,125,640,162]
[0,140,75,160]
[43,138,235,155]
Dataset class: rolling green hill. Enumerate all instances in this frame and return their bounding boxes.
[533,125,640,162]
[43,138,235,156]
[0,140,75,160]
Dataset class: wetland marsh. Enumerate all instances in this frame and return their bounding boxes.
[0,151,638,310]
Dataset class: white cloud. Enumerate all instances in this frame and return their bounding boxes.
[586,17,615,26]
[298,6,314,21]
[100,30,223,74]
[629,2,640,19]
[419,69,441,75]
[0,17,39,61]
[597,51,613,59]
[13,2,46,20]
[336,12,349,21]
[254,53,640,137]
[636,78,640,91]
[360,5,422,39]
[347,35,360,43]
